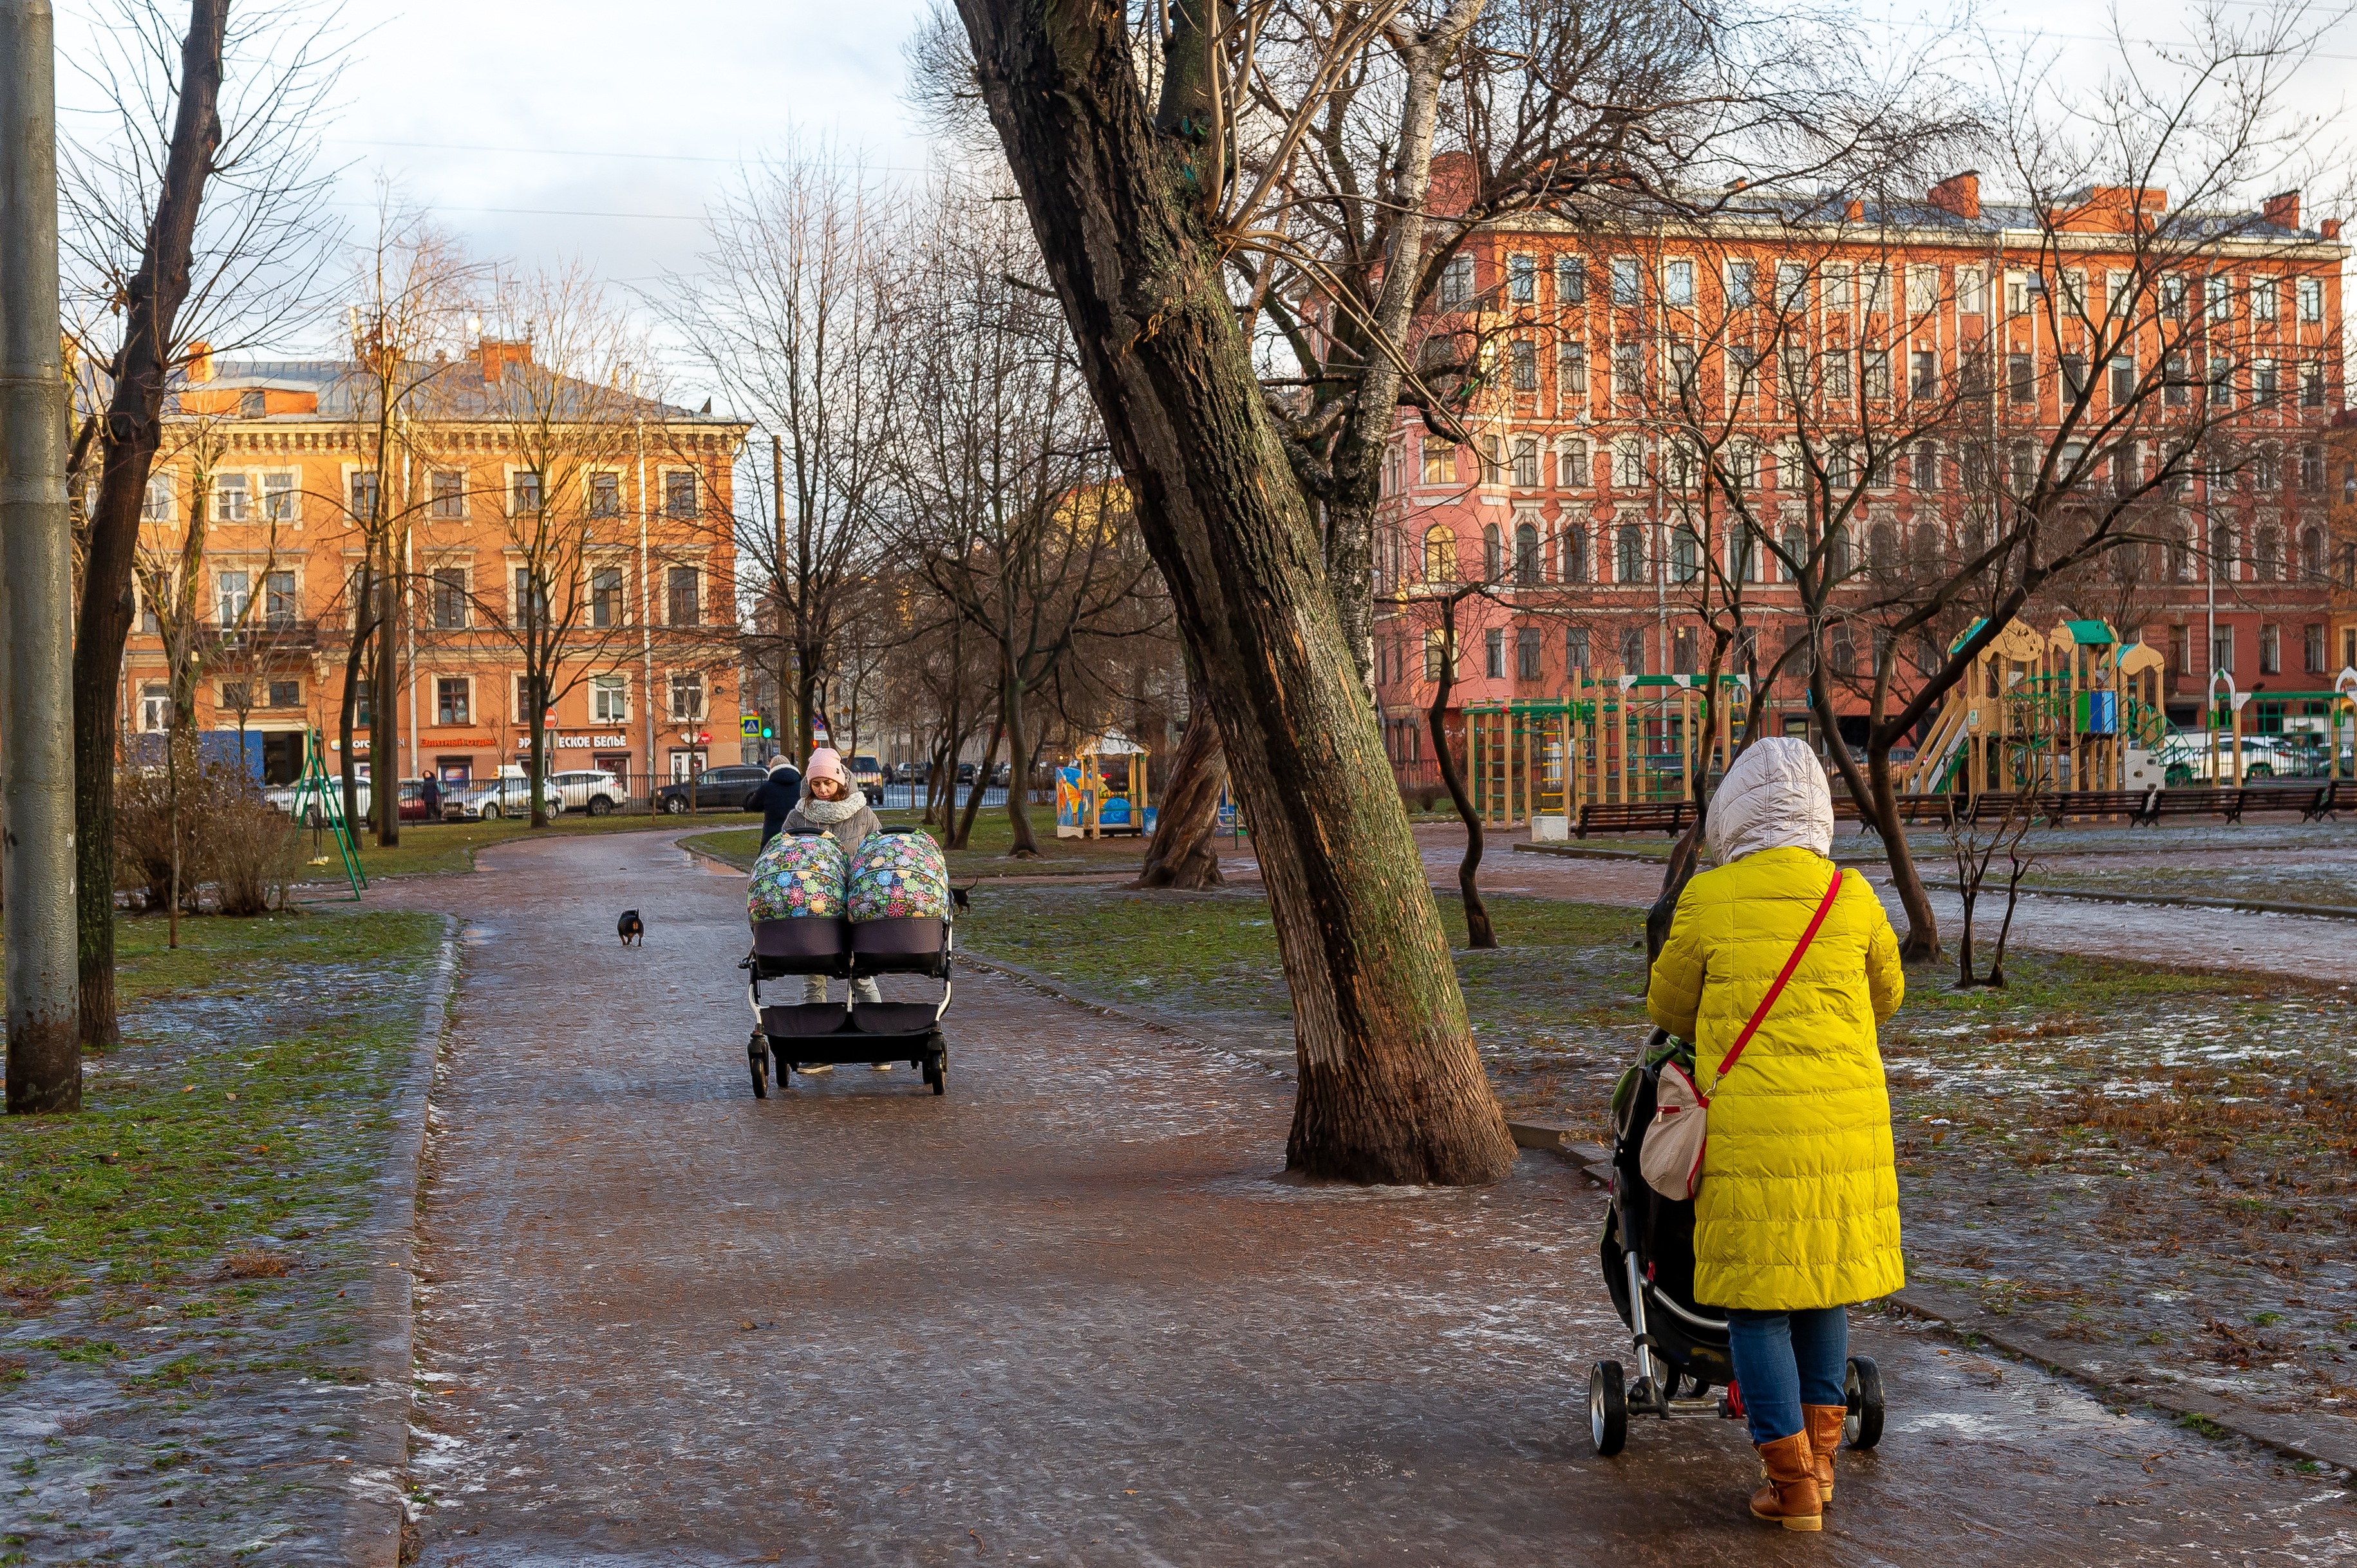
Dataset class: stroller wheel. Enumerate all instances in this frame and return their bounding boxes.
[747,1033,770,1099]
[926,1031,947,1096]
[1589,1360,1628,1457]
[1843,1355,1885,1450]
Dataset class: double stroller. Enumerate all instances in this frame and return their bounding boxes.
[738,826,954,1097]
[1587,886,1887,1457]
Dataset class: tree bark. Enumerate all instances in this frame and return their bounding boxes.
[69,0,230,1049]
[1425,595,1496,949]
[1812,657,1935,959]
[1133,703,1226,889]
[957,0,1514,1184]
[999,657,1042,859]
[952,707,1003,851]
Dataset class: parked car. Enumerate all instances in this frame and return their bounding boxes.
[653,764,767,814]
[265,776,437,826]
[449,776,565,821]
[848,754,884,792]
[547,769,627,816]
[955,761,977,787]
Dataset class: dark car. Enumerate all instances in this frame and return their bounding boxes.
[654,764,767,814]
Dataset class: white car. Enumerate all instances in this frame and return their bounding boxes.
[450,777,565,821]
[547,769,626,816]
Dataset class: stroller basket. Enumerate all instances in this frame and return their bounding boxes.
[851,916,952,978]
[750,918,850,978]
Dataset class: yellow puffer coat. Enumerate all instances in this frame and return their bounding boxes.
[1644,847,1906,1311]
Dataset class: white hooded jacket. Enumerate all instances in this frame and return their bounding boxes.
[1704,736,1835,864]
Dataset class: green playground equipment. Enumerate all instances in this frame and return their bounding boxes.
[286,727,367,902]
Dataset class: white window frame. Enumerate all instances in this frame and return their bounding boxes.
[2251,275,2278,321]
[591,673,629,723]
[1956,266,1986,316]
[668,670,706,722]
[142,470,174,522]
[1609,256,1643,306]
[659,466,699,522]
[261,469,299,524]
[2296,277,2323,322]
[1663,258,1695,307]
[1906,264,1938,314]
[214,471,250,522]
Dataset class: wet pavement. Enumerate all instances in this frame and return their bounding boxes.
[371,831,2352,1565]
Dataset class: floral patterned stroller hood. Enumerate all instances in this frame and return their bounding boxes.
[847,830,951,922]
[747,832,849,922]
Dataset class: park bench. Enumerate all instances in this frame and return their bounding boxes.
[1834,795,1957,835]
[2304,779,2357,823]
[1575,801,1696,838]
[2225,783,2328,823]
[2139,788,2239,824]
[2047,788,2155,824]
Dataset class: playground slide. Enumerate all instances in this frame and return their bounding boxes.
[1901,699,1971,796]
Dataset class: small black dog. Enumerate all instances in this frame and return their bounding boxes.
[617,909,644,946]
[948,883,974,915]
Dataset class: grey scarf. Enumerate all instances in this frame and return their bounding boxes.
[800,790,868,826]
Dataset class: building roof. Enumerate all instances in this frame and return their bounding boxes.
[164,355,740,427]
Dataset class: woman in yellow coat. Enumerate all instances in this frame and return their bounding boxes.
[1645,736,1905,1531]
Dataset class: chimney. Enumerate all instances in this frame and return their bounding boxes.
[478,337,531,385]
[2322,218,2342,241]
[1928,171,1980,221]
[1844,198,1864,222]
[187,341,213,382]
[2261,190,2301,230]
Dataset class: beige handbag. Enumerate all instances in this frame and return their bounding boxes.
[1640,870,1846,1201]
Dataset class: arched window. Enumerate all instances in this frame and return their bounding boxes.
[1908,525,1937,575]
[1828,625,1856,677]
[1869,522,1897,579]
[1826,525,1854,581]
[1779,525,1806,584]
[1423,524,1458,582]
[2255,526,2282,582]
[1616,523,1646,584]
[1731,525,1759,583]
[1514,521,1540,584]
[1671,525,1702,583]
[2300,525,2325,579]
[1561,524,1590,584]
[1483,522,1504,579]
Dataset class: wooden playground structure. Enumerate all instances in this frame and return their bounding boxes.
[1897,619,2163,801]
[1055,731,1154,839]
[1460,673,1751,830]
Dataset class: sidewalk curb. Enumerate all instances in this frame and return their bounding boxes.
[1882,1285,2357,1475]
[1917,876,2357,923]
[340,915,460,1567]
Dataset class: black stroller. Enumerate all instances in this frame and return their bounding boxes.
[738,830,953,1097]
[1589,868,1888,1457]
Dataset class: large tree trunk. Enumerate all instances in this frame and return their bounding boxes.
[956,0,1513,1184]
[373,541,402,845]
[952,707,1002,851]
[1812,658,1936,959]
[69,0,230,1050]
[1134,703,1226,889]
[338,623,366,835]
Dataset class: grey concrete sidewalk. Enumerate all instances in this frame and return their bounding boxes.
[369,831,2351,1565]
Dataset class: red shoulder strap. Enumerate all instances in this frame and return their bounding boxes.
[1714,868,1846,1085]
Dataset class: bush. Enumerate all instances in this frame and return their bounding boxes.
[114,744,298,915]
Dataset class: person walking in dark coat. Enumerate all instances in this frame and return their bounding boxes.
[753,755,802,846]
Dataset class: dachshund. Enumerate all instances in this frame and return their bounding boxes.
[616,909,644,946]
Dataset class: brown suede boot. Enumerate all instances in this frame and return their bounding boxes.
[1803,1403,1846,1504]
[1749,1432,1824,1531]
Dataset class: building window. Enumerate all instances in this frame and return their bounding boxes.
[1423,525,1456,581]
[1671,626,1696,676]
[2206,274,2233,323]
[1484,628,1505,678]
[219,681,249,710]
[1725,261,1754,310]
[239,389,265,418]
[2300,362,2324,407]
[431,470,465,518]
[2253,358,2278,404]
[1559,439,1588,490]
[1910,350,1937,397]
[217,569,250,625]
[431,568,469,628]
[512,469,543,516]
[664,470,698,520]
[1559,341,1588,397]
[2007,353,2034,404]
[1508,252,1535,303]
[263,570,297,627]
[1610,256,1642,306]
[2296,277,2322,322]
[1513,521,1540,584]
[1561,524,1590,584]
[2258,622,2280,675]
[1483,522,1503,579]
[591,566,623,628]
[516,673,552,719]
[1510,436,1539,488]
[350,471,379,522]
[1911,442,1939,490]
[1439,254,1474,309]
[1516,626,1541,680]
[140,684,170,732]
[1510,339,1537,392]
[1615,522,1645,583]
[1424,630,1452,681]
[1565,627,1590,673]
[666,566,700,626]
[2300,526,2324,579]
[2304,623,2326,673]
[1863,348,1890,399]
[2161,275,2188,319]
[214,472,250,522]
[2251,447,2280,492]
[589,471,622,518]
[1555,254,1585,304]
[1619,626,1646,674]
[2253,277,2278,321]
[2211,626,2234,673]
[1613,438,1645,489]
[1906,264,1938,313]
[1671,525,1702,583]
[2298,443,2324,491]
[1422,440,1454,485]
[142,472,174,522]
[267,680,301,709]
[261,471,297,523]
[437,678,471,726]
[669,672,704,720]
[1611,344,1642,399]
[353,678,372,728]
[513,566,547,626]
[1957,267,1986,315]
[592,674,628,723]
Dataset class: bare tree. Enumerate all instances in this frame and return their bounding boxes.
[60,0,344,1046]
[667,152,894,770]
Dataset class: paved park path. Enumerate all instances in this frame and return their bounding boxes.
[373,830,2351,1565]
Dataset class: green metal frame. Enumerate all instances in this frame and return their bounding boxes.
[287,727,367,902]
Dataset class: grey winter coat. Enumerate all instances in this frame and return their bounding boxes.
[782,790,881,850]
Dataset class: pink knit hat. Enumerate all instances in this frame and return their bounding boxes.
[804,748,845,787]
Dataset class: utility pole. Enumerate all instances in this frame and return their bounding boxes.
[2,0,82,1114]
[773,433,789,761]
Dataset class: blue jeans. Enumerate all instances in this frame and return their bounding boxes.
[1727,1306,1848,1446]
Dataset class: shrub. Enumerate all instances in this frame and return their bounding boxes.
[113,742,297,915]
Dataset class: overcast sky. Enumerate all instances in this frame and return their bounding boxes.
[52,0,2354,401]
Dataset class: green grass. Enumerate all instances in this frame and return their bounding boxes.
[1,909,444,1309]
[297,810,736,882]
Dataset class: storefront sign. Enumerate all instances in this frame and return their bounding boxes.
[515,732,630,751]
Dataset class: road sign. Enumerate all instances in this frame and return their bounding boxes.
[739,715,760,739]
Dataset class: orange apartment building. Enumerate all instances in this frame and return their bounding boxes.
[120,340,750,792]
[1369,172,2349,775]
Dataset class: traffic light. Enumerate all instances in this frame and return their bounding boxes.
[760,713,776,740]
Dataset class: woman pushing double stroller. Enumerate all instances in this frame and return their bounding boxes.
[1638,736,1906,1532]
[781,749,884,1063]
